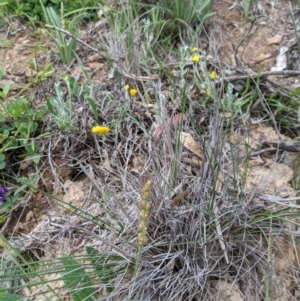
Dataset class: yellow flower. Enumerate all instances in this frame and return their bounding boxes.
[191,47,198,53]
[192,55,200,63]
[125,83,137,96]
[91,126,110,135]
[210,71,217,80]
[206,88,211,95]
[64,76,69,81]
[129,88,137,96]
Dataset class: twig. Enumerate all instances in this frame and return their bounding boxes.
[214,70,300,85]
[237,143,300,161]
[259,194,300,203]
[242,147,278,158]
[253,52,278,64]
[45,24,105,58]
[123,67,300,84]
[223,147,290,169]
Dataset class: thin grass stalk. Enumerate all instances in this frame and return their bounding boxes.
[289,1,300,53]
[264,212,273,301]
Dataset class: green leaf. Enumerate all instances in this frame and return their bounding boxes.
[18,174,38,186]
[0,161,5,170]
[46,98,57,116]
[0,200,15,213]
[86,97,99,123]
[35,106,46,119]
[0,154,5,162]
[193,71,203,91]
[73,52,91,84]
[31,153,41,164]
[0,294,30,301]
[86,246,128,293]
[290,86,300,97]
[0,134,8,144]
[60,254,97,301]
[24,144,34,155]
[3,82,10,95]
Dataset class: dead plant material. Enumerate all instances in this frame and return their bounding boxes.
[180,132,205,164]
[172,189,191,205]
[153,113,185,141]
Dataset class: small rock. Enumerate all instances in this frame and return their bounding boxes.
[267,35,283,45]
[88,53,104,62]
[88,62,103,70]
[271,46,288,71]
[0,79,17,91]
[72,65,82,78]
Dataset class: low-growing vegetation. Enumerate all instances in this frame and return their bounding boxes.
[1,0,300,300]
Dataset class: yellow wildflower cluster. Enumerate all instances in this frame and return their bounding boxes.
[191,46,200,63]
[210,71,217,80]
[129,88,137,96]
[137,179,153,246]
[125,85,138,96]
[192,55,200,63]
[91,126,110,135]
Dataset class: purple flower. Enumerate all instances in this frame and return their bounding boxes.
[0,186,8,194]
[0,185,8,203]
[66,34,70,41]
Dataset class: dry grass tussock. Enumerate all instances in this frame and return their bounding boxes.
[122,114,270,300]
[30,99,294,300]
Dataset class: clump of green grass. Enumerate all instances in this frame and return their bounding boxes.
[143,0,215,41]
[241,0,254,22]
[0,0,100,21]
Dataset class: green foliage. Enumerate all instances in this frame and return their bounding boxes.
[147,0,215,40]
[47,81,76,132]
[60,254,97,301]
[44,6,81,65]
[0,175,38,217]
[59,247,128,299]
[0,0,100,21]
[219,83,258,119]
[241,0,254,22]
[0,95,47,170]
[86,247,129,293]
[47,73,99,131]
[266,90,300,127]
[102,0,214,53]
[0,243,129,300]
[0,63,10,99]
[27,59,53,84]
[0,294,29,301]
[290,1,300,53]
[0,231,40,297]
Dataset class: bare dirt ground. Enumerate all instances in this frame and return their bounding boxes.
[1,0,300,300]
